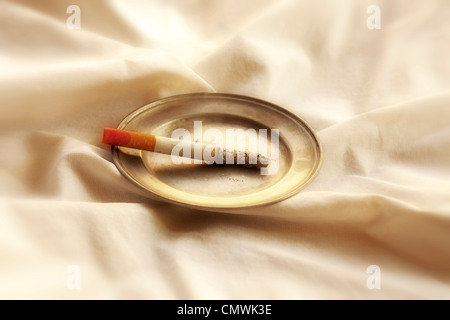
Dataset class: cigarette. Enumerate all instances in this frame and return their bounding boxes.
[102,127,269,169]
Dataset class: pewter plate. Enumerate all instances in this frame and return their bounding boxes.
[112,93,322,210]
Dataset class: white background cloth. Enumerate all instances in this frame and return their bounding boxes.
[1,0,449,299]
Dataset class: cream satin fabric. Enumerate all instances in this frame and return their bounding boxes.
[1,0,449,299]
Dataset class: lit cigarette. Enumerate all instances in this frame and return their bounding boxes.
[102,127,269,168]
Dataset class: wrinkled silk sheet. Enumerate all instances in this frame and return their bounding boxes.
[1,0,449,299]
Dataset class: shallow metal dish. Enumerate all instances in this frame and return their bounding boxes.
[112,93,322,210]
